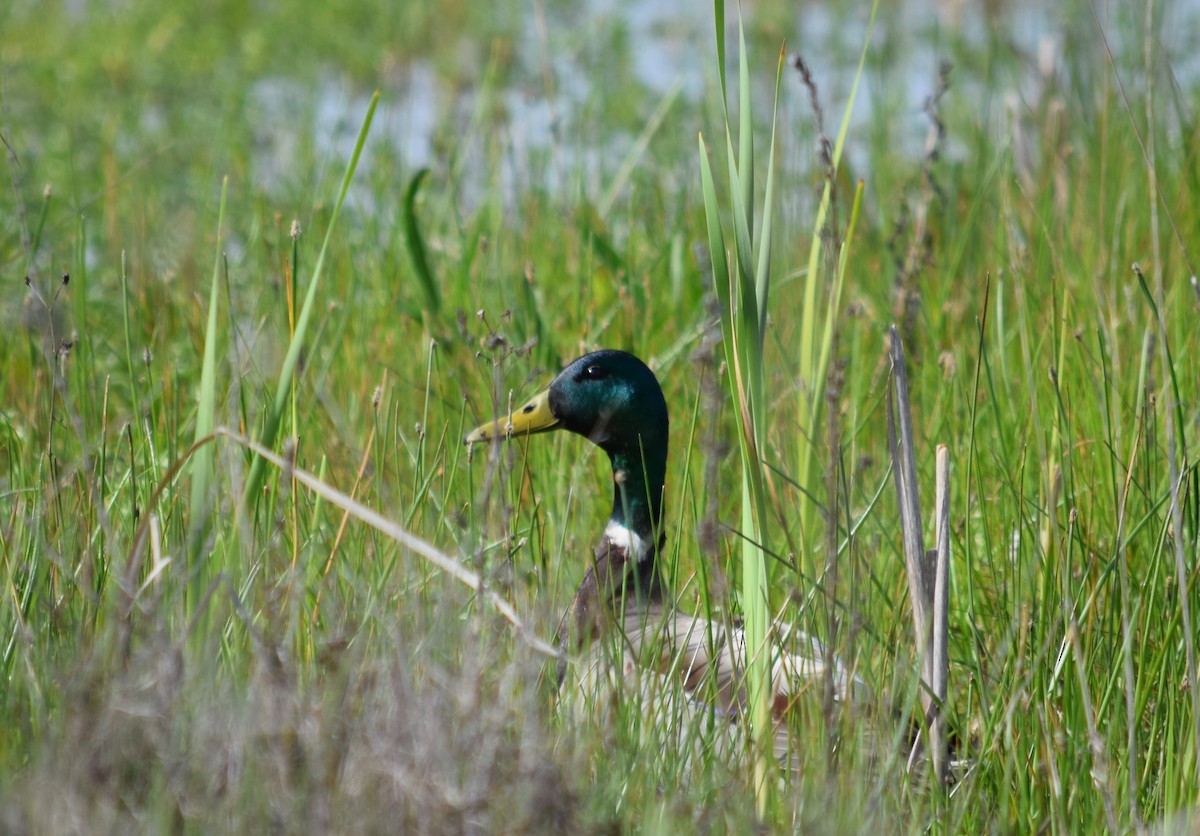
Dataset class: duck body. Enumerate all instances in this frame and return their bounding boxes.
[467,350,865,723]
[468,351,670,645]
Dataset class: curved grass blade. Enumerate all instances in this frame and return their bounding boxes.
[403,167,440,314]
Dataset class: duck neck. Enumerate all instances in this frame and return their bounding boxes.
[607,442,666,576]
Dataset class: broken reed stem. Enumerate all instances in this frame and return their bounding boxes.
[886,327,932,675]
[889,326,952,781]
[932,444,950,785]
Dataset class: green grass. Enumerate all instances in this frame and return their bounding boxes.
[2,0,1200,831]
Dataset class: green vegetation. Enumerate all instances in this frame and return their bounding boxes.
[2,0,1198,830]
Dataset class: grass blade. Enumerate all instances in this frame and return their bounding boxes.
[243,91,381,508]
[795,0,878,564]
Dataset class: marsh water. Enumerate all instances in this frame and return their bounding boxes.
[245,0,1197,209]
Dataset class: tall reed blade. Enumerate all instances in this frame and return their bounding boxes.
[699,8,785,814]
[187,176,228,603]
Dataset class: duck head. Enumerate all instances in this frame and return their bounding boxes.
[466,350,669,543]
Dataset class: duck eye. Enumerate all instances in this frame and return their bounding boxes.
[582,364,607,380]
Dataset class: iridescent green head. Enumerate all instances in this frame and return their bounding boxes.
[467,350,669,537]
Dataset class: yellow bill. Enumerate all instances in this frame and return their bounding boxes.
[465,388,560,444]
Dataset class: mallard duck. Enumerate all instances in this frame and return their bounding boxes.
[467,350,866,729]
